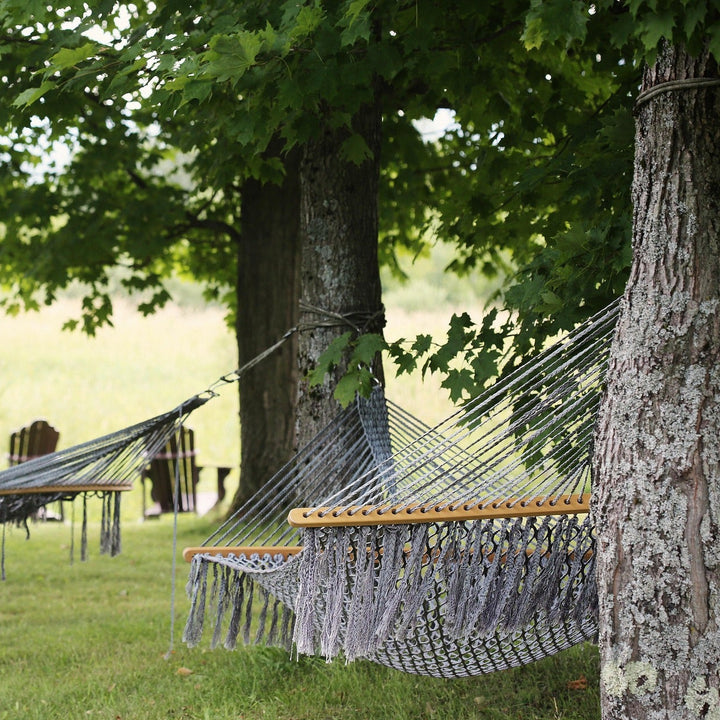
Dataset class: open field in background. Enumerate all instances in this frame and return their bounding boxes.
[0,299,238,463]
[0,289,482,443]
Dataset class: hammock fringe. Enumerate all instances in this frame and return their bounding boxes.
[288,513,597,664]
[183,551,297,653]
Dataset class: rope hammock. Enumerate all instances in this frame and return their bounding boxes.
[182,300,620,678]
[0,394,208,568]
[0,299,619,676]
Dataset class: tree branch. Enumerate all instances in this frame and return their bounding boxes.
[174,212,242,244]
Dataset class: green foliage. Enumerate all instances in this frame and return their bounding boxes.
[204,32,264,82]
[388,307,508,402]
[11,80,57,108]
[49,42,99,70]
[377,6,642,398]
[308,331,387,406]
[307,331,354,388]
[2,0,719,402]
[522,0,589,49]
[527,0,720,62]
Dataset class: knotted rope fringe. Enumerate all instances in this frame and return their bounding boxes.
[183,552,296,651]
[290,513,597,663]
[99,491,122,556]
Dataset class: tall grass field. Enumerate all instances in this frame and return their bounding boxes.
[0,271,600,720]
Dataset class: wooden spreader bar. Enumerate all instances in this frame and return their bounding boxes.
[183,543,594,565]
[288,493,589,528]
[182,495,589,563]
[183,545,304,563]
[0,484,133,496]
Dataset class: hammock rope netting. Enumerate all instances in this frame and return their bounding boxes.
[0,394,209,570]
[181,300,620,678]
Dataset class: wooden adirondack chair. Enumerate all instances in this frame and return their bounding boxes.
[141,426,231,518]
[8,419,62,519]
[8,419,60,466]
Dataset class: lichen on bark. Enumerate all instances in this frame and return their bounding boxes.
[593,42,720,719]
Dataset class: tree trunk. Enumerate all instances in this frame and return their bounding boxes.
[593,43,720,719]
[296,99,385,452]
[231,149,301,511]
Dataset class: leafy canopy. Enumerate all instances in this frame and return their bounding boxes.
[2,1,718,401]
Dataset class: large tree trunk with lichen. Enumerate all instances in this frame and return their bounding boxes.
[593,43,720,719]
[231,149,301,511]
[295,100,385,463]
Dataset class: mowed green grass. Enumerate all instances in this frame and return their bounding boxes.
[0,292,600,720]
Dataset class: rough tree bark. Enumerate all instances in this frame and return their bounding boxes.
[295,99,385,453]
[231,149,301,511]
[593,43,720,719]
